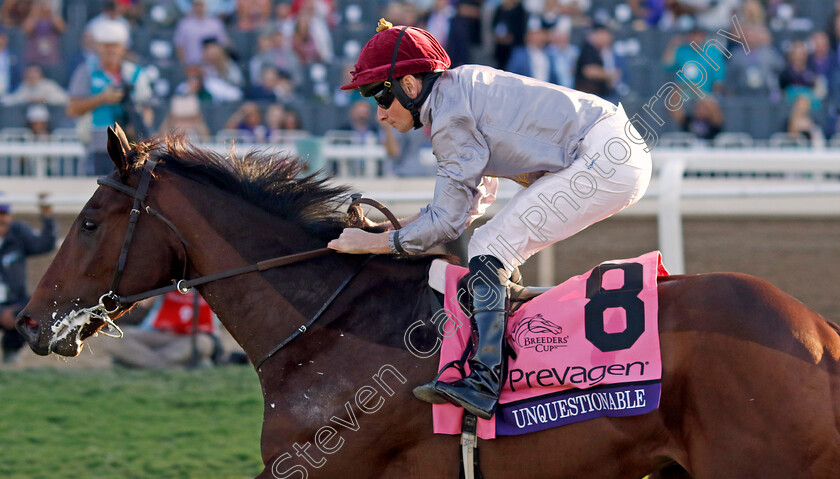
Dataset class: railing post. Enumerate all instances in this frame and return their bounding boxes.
[537,242,554,286]
[658,158,686,274]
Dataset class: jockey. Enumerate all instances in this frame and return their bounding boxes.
[328,19,653,420]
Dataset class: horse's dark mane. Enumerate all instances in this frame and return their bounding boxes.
[131,136,354,239]
[127,135,460,265]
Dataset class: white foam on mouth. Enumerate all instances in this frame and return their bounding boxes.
[50,309,93,351]
[49,303,124,354]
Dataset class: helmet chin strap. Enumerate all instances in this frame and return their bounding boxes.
[390,73,441,130]
[384,26,442,130]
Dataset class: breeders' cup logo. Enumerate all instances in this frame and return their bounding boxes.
[511,314,569,353]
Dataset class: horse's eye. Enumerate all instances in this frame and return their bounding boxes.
[81,219,98,232]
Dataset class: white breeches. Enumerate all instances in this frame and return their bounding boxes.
[468,104,652,274]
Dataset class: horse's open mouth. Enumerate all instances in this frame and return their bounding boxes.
[80,319,107,341]
[48,308,119,356]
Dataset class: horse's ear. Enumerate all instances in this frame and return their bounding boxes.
[107,124,132,174]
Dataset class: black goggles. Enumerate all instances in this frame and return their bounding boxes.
[373,87,396,109]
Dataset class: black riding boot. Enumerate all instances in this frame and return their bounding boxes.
[433,256,509,419]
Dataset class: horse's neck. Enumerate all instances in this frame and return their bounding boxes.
[161,180,436,368]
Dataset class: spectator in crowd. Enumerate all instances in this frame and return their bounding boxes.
[492,0,528,71]
[292,7,333,64]
[546,19,579,88]
[21,0,64,79]
[95,292,220,369]
[334,61,364,107]
[2,64,67,105]
[85,0,131,48]
[383,1,420,27]
[174,0,230,65]
[24,103,51,138]
[117,0,145,25]
[174,64,212,100]
[785,93,825,147]
[828,2,840,48]
[692,0,741,30]
[339,98,379,144]
[0,27,22,98]
[506,21,556,83]
[779,40,818,102]
[265,102,286,131]
[157,93,210,140]
[175,63,241,102]
[69,30,99,73]
[726,25,784,97]
[248,28,302,87]
[383,122,435,177]
[247,65,294,102]
[272,1,296,45]
[289,0,333,24]
[574,24,620,101]
[66,20,153,175]
[0,193,55,364]
[539,0,591,28]
[739,0,767,27]
[447,0,482,67]
[628,0,668,29]
[235,0,271,32]
[421,0,453,49]
[279,107,301,130]
[809,31,832,91]
[176,0,236,23]
[671,96,724,140]
[663,0,707,21]
[0,0,36,27]
[336,99,380,175]
[224,101,268,141]
[200,37,244,88]
[662,26,726,95]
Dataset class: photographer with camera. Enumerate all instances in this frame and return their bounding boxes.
[0,193,55,364]
[67,19,153,175]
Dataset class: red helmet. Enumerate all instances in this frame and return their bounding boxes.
[340,19,451,91]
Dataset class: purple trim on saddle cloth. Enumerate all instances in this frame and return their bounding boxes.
[495,380,662,435]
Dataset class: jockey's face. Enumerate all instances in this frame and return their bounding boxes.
[376,75,420,133]
[377,98,414,133]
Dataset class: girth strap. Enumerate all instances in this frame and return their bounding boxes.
[459,413,484,479]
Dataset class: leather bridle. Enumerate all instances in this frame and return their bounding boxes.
[94,159,400,369]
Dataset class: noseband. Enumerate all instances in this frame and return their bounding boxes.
[95,159,400,369]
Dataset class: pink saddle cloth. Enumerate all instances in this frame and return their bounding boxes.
[433,251,669,439]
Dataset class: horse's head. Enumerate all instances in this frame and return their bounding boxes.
[17,125,185,356]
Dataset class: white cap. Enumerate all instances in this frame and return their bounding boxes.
[92,20,129,45]
[26,104,49,123]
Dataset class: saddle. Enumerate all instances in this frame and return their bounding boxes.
[428,258,552,307]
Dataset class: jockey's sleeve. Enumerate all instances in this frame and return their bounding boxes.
[465,176,498,228]
[391,103,493,254]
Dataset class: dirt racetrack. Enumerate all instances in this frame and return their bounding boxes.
[10,213,840,369]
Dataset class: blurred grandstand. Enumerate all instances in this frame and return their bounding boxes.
[1,0,840,178]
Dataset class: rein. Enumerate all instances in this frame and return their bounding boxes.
[95,160,401,369]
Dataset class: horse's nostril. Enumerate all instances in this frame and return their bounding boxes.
[16,315,39,340]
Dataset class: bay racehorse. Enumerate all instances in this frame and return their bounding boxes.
[16,127,840,478]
